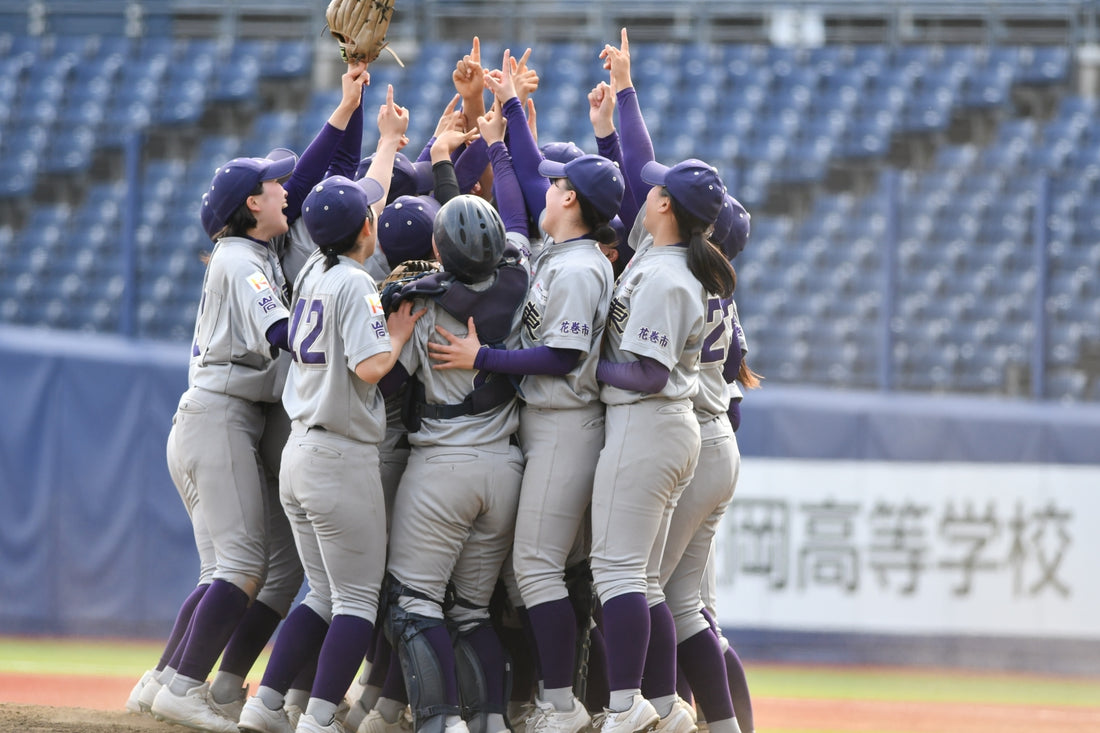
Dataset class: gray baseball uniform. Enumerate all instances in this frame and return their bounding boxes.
[280,250,393,622]
[170,235,291,596]
[385,292,525,625]
[591,243,706,605]
[513,239,613,610]
[661,294,741,642]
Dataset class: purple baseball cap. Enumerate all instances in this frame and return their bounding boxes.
[302,175,385,246]
[712,194,751,259]
[206,155,297,231]
[540,141,586,164]
[356,151,434,203]
[200,192,220,241]
[538,154,625,222]
[379,195,441,269]
[641,158,726,225]
[265,147,298,180]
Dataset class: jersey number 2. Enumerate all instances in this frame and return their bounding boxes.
[289,297,327,364]
[700,296,732,365]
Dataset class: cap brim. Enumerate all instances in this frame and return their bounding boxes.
[357,176,386,206]
[640,160,671,186]
[261,156,296,182]
[538,159,569,179]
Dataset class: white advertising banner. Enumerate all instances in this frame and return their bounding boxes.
[712,460,1100,638]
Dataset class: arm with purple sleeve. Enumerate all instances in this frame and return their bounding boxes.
[500,96,549,221]
[454,137,490,194]
[616,87,656,218]
[596,355,669,393]
[474,344,580,376]
[282,124,345,224]
[265,318,290,353]
[487,141,529,236]
[326,92,364,179]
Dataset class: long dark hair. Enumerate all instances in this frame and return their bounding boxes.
[560,178,618,246]
[320,208,372,271]
[667,191,736,298]
[215,182,264,240]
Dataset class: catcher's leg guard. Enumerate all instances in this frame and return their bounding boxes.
[385,577,461,733]
[453,620,511,733]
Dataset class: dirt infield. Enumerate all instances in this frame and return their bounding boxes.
[3,673,1100,733]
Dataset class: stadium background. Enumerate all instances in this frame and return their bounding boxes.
[1,0,1099,679]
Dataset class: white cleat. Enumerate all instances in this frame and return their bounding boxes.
[209,684,248,723]
[137,674,165,712]
[295,711,351,733]
[238,695,295,733]
[654,703,697,733]
[125,669,157,714]
[356,708,414,733]
[150,681,240,733]
[594,697,660,733]
[526,698,591,733]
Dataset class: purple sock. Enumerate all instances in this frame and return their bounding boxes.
[158,584,209,671]
[368,633,392,687]
[219,600,283,677]
[176,579,250,682]
[515,606,542,681]
[261,604,330,693]
[497,620,536,703]
[600,593,649,691]
[312,615,374,705]
[700,608,719,636]
[381,642,409,703]
[527,599,576,689]
[724,646,754,733]
[290,651,318,692]
[676,664,692,704]
[677,629,733,723]
[583,624,609,712]
[641,602,677,701]
[460,625,508,707]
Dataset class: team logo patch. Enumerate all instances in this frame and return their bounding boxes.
[532,279,549,306]
[247,271,272,292]
[365,292,384,316]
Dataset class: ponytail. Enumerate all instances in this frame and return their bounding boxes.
[668,195,736,298]
[318,215,367,271]
[561,178,619,246]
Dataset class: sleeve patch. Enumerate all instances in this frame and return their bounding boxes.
[247,271,273,292]
[365,292,385,316]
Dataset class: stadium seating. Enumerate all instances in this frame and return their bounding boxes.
[0,22,1096,400]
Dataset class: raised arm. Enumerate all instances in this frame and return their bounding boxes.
[362,84,410,219]
[486,49,549,222]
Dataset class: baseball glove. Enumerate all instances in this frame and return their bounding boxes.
[380,259,441,314]
[325,0,399,65]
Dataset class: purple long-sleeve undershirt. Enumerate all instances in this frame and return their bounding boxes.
[616,87,657,220]
[597,355,670,394]
[487,142,529,236]
[282,123,346,224]
[728,398,741,432]
[474,344,580,376]
[265,318,290,353]
[455,137,490,194]
[500,96,549,223]
[327,93,364,180]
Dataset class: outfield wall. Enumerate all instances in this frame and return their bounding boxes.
[1,326,1098,672]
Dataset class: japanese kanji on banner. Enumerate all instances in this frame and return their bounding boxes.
[713,460,1098,638]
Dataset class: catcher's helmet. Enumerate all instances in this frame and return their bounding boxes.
[433,195,506,284]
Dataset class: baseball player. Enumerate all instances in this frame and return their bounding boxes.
[237,172,422,733]
[233,86,411,733]
[655,196,752,733]
[146,152,299,733]
[128,63,375,722]
[588,158,735,733]
[380,195,528,733]
[429,76,624,733]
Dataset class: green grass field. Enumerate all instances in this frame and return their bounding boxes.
[3,635,1098,708]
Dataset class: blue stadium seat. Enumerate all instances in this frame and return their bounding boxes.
[1018,45,1071,86]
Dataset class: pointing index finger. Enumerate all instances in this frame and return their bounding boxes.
[471,36,481,64]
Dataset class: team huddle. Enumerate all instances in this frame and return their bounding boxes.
[124,28,758,733]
